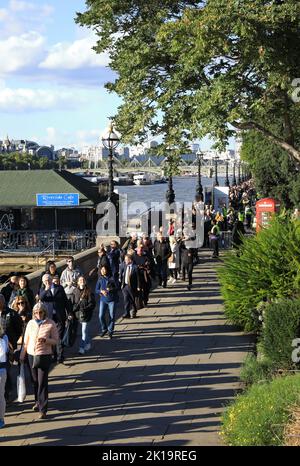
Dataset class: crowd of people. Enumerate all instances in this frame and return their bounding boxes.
[0,180,256,428]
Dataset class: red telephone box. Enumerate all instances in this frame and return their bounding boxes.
[256,198,281,232]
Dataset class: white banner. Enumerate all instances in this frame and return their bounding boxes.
[213,186,229,212]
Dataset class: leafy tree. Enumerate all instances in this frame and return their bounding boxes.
[241,130,300,208]
[76,0,300,165]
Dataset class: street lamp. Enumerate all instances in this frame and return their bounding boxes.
[237,160,241,185]
[225,157,230,187]
[165,146,175,205]
[195,148,203,199]
[101,120,120,200]
[213,155,219,187]
[232,161,237,186]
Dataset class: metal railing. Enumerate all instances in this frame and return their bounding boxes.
[0,230,97,253]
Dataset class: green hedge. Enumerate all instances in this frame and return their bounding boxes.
[221,374,300,446]
[261,298,300,369]
[240,354,275,386]
[218,216,300,332]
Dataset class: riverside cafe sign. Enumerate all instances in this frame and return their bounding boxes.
[36,193,79,207]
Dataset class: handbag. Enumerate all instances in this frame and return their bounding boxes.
[32,354,52,370]
[17,363,26,402]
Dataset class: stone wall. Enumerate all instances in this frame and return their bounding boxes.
[25,246,98,294]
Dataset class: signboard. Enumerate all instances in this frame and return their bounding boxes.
[213,186,229,212]
[36,193,79,207]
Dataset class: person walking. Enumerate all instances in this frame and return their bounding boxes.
[1,276,19,306]
[9,276,35,310]
[89,247,111,280]
[20,303,59,419]
[60,257,82,305]
[209,220,221,258]
[39,274,72,364]
[168,236,180,284]
[133,246,151,306]
[73,276,95,354]
[0,294,23,403]
[107,240,121,286]
[181,244,194,291]
[96,265,119,338]
[153,233,171,288]
[0,322,9,428]
[119,255,140,319]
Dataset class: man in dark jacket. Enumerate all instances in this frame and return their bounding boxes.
[119,255,140,318]
[153,233,171,288]
[1,276,19,305]
[39,274,73,364]
[107,241,121,286]
[0,293,23,401]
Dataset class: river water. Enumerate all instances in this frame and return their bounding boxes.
[117,175,231,215]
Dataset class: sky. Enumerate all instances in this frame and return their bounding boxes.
[0,0,235,152]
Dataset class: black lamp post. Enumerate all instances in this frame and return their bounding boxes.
[166,172,175,205]
[225,158,230,187]
[237,160,241,185]
[232,161,237,186]
[213,155,219,187]
[195,148,203,199]
[102,120,120,201]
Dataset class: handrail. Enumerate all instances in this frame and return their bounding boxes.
[35,241,55,269]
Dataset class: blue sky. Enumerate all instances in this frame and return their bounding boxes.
[0,0,234,151]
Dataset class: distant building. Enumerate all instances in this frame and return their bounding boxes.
[0,136,54,160]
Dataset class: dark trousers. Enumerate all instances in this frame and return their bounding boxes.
[156,260,168,286]
[122,285,137,317]
[182,264,193,286]
[211,238,219,257]
[169,268,178,279]
[27,354,49,414]
[53,317,66,361]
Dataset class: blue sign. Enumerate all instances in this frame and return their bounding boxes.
[36,193,79,207]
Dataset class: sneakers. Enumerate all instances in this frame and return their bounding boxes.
[32,403,39,412]
[0,419,5,429]
[84,343,91,351]
[100,330,108,337]
[78,347,85,355]
[108,333,113,339]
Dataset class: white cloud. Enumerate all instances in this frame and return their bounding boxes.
[0,1,54,38]
[0,31,45,74]
[0,83,83,112]
[40,35,110,70]
[41,127,103,150]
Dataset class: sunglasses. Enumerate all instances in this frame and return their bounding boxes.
[17,302,25,305]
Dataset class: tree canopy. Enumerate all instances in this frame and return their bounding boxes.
[77,0,300,166]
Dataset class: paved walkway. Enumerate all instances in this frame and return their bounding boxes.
[0,251,253,446]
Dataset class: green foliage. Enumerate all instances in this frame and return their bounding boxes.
[0,152,59,170]
[77,0,300,164]
[240,354,275,387]
[241,130,300,209]
[221,374,300,446]
[261,298,300,369]
[218,215,300,332]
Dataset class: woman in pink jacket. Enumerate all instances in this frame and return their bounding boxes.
[20,302,59,419]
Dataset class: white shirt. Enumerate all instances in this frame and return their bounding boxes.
[125,265,132,285]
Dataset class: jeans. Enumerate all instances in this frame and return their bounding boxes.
[0,369,6,420]
[27,355,49,414]
[99,300,116,334]
[80,321,91,349]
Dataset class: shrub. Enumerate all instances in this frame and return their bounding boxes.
[261,298,300,370]
[221,374,300,446]
[240,354,275,387]
[218,215,300,332]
